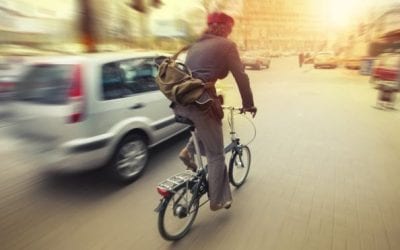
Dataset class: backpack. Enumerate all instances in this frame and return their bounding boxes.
[155,47,206,106]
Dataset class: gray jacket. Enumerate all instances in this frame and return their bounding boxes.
[185,34,255,108]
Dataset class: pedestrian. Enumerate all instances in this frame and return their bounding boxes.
[172,12,257,211]
[299,52,305,68]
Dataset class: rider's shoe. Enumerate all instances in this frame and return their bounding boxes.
[210,200,232,211]
[179,148,197,172]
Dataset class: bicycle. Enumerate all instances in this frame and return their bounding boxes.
[154,106,254,241]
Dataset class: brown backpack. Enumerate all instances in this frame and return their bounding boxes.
[155,47,206,106]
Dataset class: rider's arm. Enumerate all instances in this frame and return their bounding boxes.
[226,43,255,109]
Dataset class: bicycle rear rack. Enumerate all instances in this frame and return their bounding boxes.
[157,170,197,191]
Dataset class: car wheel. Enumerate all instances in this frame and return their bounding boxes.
[254,63,261,70]
[110,133,148,183]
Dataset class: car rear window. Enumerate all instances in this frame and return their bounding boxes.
[15,64,73,104]
[383,55,400,68]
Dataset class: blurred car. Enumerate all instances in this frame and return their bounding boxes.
[371,52,400,85]
[11,51,189,183]
[0,75,16,99]
[304,52,314,64]
[241,50,271,70]
[0,47,55,99]
[0,76,16,118]
[370,52,400,107]
[344,56,362,70]
[313,52,338,68]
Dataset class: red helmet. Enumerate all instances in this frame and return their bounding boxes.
[207,12,234,26]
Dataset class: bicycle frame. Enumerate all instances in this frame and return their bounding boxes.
[190,105,243,168]
[223,106,242,154]
[156,105,251,241]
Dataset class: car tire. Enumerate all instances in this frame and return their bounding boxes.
[109,133,148,183]
[254,63,261,70]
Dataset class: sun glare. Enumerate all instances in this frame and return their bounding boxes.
[329,0,358,28]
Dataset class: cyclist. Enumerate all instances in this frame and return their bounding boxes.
[172,12,257,211]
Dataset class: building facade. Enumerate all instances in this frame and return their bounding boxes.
[231,0,330,52]
[368,4,400,56]
[0,0,77,45]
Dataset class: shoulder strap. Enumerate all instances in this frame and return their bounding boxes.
[172,44,191,60]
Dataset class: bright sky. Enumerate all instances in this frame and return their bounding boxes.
[329,0,400,27]
[150,0,243,19]
[151,1,202,19]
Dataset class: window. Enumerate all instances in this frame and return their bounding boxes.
[16,64,73,105]
[102,58,159,100]
[120,58,159,93]
[386,55,400,68]
[102,62,130,100]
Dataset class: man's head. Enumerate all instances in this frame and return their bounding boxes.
[206,12,235,38]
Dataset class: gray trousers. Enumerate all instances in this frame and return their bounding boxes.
[173,104,232,208]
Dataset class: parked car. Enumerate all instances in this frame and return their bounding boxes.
[313,52,337,69]
[371,52,400,84]
[0,75,16,118]
[344,56,362,70]
[370,52,400,108]
[0,56,24,100]
[11,51,189,183]
[241,50,271,70]
[0,75,15,100]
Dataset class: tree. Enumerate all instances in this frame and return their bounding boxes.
[79,0,97,53]
[78,0,163,53]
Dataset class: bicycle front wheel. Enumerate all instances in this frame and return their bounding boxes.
[158,185,199,241]
[228,145,251,187]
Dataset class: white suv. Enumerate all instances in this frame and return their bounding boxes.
[11,51,187,183]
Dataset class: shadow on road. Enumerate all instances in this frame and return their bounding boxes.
[40,168,126,203]
[165,212,232,249]
[37,130,191,204]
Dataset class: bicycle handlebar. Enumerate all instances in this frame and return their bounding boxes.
[222,105,257,118]
[221,105,243,111]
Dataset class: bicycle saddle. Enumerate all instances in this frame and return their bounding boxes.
[175,115,194,126]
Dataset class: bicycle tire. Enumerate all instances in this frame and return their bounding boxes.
[158,184,200,241]
[228,145,251,187]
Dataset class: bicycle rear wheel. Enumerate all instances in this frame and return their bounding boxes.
[228,145,251,187]
[158,184,199,241]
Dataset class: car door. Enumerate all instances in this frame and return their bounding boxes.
[93,57,185,146]
[120,57,185,142]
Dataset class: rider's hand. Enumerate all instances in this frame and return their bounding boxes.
[241,106,257,118]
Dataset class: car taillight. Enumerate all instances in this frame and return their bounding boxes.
[372,67,378,77]
[0,81,14,92]
[67,65,85,123]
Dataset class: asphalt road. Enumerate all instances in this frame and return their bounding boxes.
[1,57,400,250]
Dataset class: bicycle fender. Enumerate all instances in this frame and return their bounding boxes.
[154,199,168,213]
